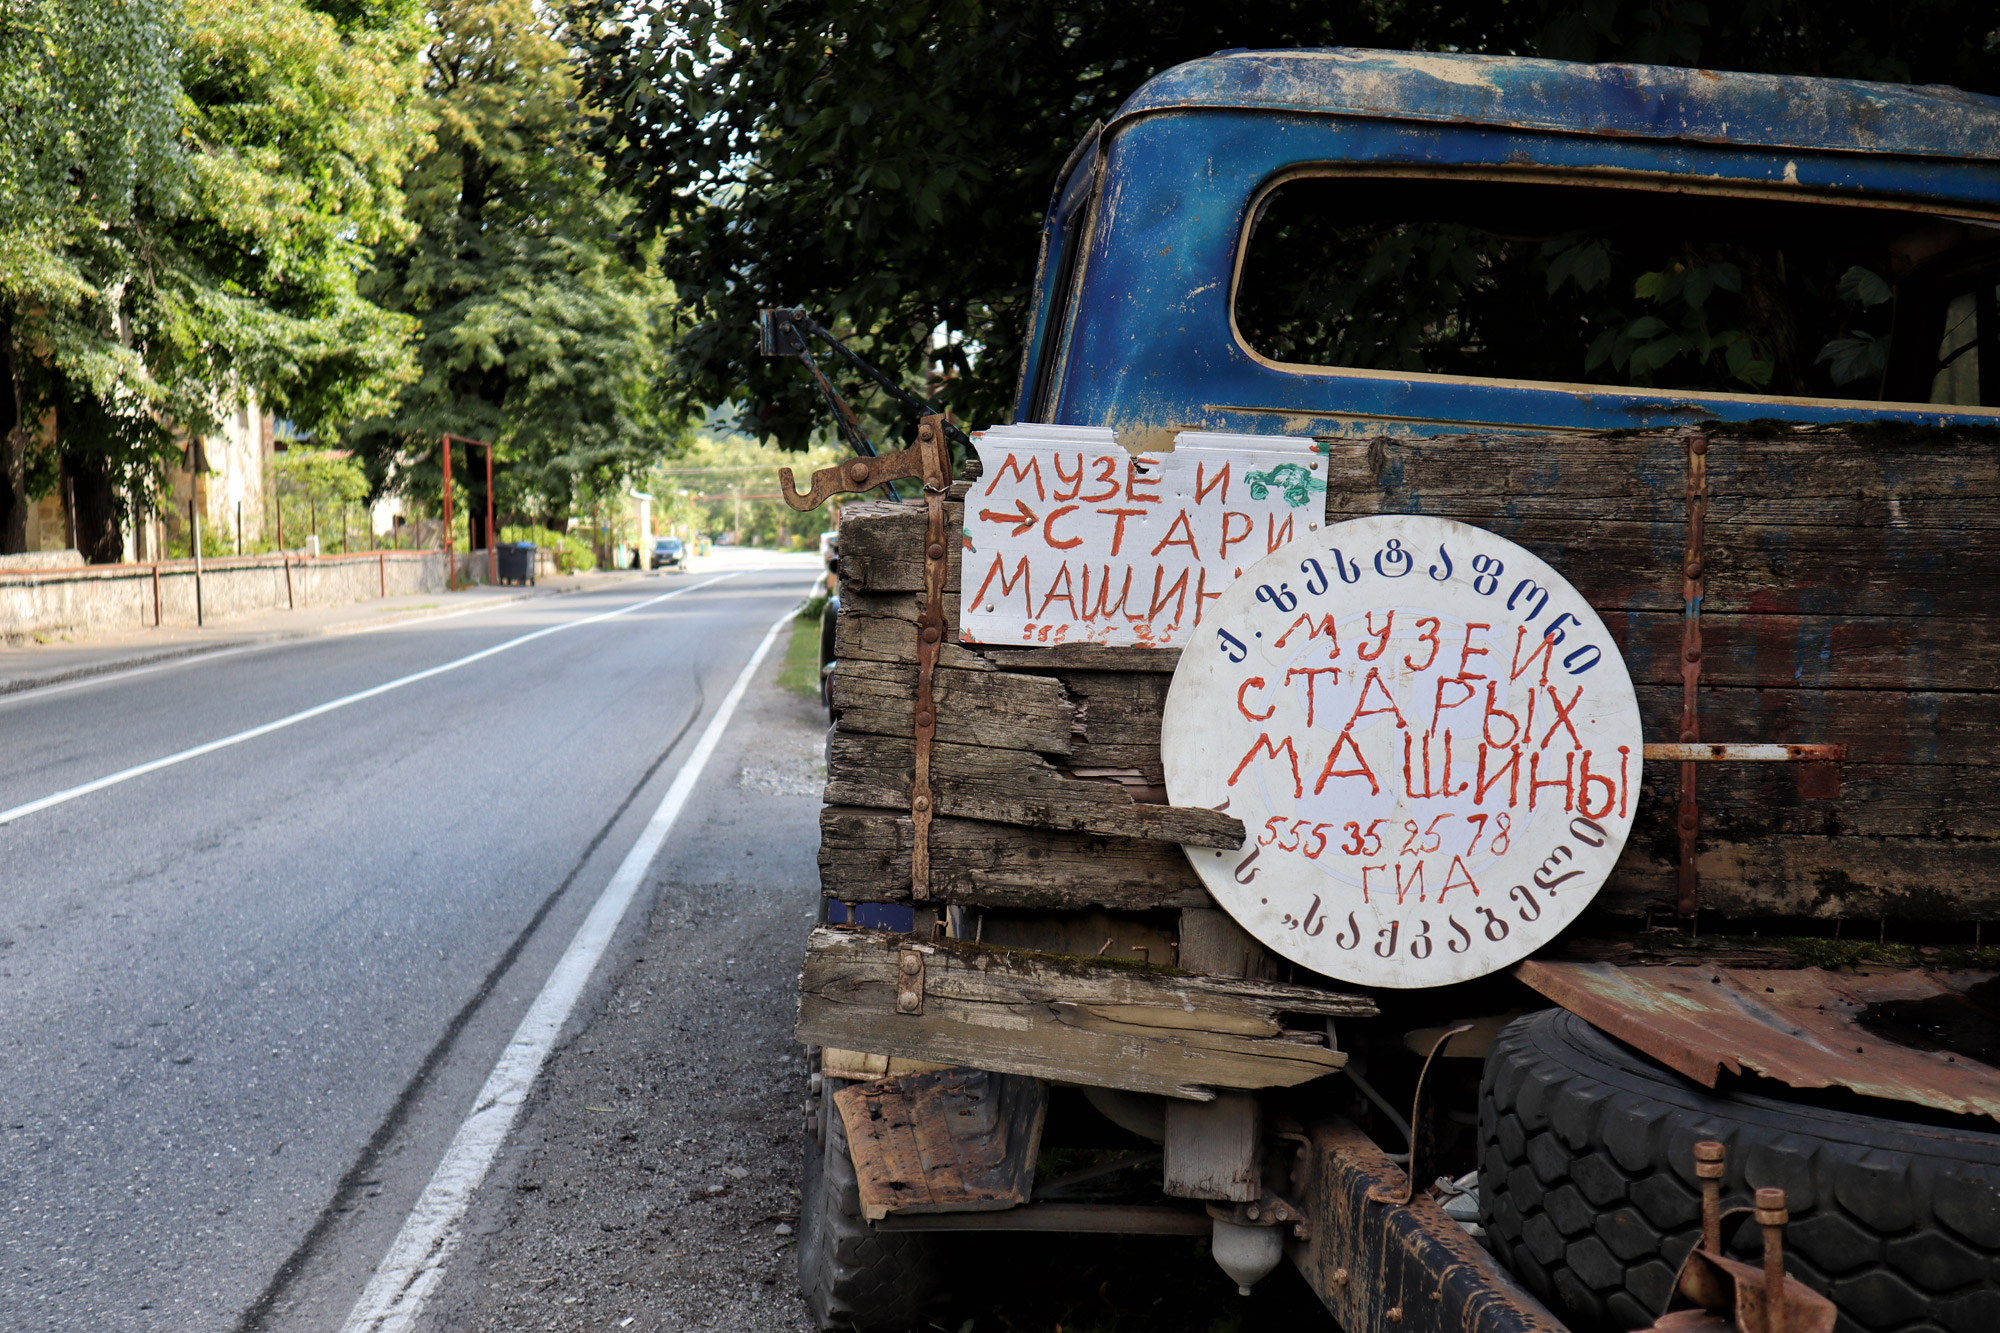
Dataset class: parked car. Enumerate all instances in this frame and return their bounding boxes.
[650,536,685,570]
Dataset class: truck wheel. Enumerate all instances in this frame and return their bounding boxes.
[1480,1009,2000,1333]
[798,1075,947,1330]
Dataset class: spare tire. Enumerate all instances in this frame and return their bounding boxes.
[1479,1009,2000,1333]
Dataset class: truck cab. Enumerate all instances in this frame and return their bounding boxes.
[796,50,2000,1333]
[1021,48,2000,443]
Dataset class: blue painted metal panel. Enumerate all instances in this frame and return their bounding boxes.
[1016,91,2000,438]
[1116,49,2000,163]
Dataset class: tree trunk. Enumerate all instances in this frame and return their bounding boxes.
[62,448,124,563]
[0,307,28,554]
[49,379,127,563]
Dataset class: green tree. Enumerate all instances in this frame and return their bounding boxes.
[274,447,370,552]
[0,0,431,560]
[574,0,1998,447]
[644,431,846,551]
[348,0,678,546]
[0,0,180,551]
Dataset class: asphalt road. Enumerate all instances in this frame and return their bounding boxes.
[0,562,820,1332]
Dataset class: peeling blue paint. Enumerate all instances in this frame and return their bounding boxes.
[1017,50,2000,440]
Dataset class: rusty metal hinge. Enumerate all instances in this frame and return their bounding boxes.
[779,415,955,904]
[910,417,953,901]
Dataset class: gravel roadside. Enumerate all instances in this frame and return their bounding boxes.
[423,621,825,1333]
[421,615,1336,1333]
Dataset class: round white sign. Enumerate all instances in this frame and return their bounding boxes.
[1161,516,1641,988]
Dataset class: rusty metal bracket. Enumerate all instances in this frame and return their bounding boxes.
[1646,1140,1837,1333]
[780,446,930,511]
[1644,742,1849,801]
[894,945,927,1015]
[776,417,954,903]
[1207,1186,1313,1239]
[1678,429,1708,917]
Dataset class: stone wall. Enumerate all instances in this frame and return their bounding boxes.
[0,551,450,643]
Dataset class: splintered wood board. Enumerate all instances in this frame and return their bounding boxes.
[796,926,1372,1101]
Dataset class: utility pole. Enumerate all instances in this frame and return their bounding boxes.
[441,434,454,589]
[485,438,495,585]
[189,498,204,627]
[276,481,293,608]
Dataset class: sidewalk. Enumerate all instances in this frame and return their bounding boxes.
[0,571,632,698]
[0,546,824,699]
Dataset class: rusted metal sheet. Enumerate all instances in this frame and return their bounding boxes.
[1288,1117,1568,1333]
[832,1066,1048,1221]
[1517,960,2000,1122]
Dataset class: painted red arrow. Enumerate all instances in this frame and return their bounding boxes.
[977,499,1038,536]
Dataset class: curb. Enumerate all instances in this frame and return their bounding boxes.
[0,583,589,700]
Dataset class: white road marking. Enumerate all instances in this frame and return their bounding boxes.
[339,597,806,1333]
[0,574,698,709]
[0,575,739,827]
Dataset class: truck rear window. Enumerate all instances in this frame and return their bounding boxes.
[1234,175,2000,406]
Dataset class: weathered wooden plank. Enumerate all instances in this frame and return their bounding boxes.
[1179,907,1278,981]
[819,807,1210,909]
[1608,610,2000,692]
[1060,670,1171,747]
[1315,513,2000,617]
[828,659,1075,753]
[795,926,1373,1100]
[834,590,987,670]
[982,644,1183,673]
[825,733,1243,847]
[1619,760,2000,842]
[1632,684,2000,767]
[839,500,965,595]
[1324,432,2000,527]
[1326,433,2000,617]
[1164,1092,1260,1202]
[1597,835,2000,919]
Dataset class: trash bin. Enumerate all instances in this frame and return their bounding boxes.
[496,541,536,586]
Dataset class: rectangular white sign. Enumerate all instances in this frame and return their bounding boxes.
[959,425,1326,648]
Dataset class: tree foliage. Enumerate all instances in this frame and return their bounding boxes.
[0,0,431,557]
[574,0,2000,449]
[348,0,677,535]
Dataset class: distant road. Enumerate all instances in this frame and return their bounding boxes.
[0,560,816,1331]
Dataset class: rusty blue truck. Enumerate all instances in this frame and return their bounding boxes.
[779,49,2000,1333]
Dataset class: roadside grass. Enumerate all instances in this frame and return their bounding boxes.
[778,594,828,699]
